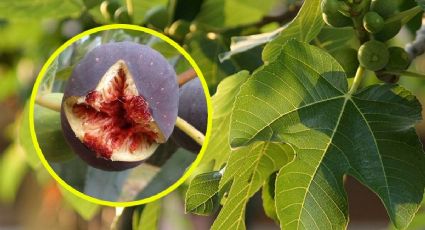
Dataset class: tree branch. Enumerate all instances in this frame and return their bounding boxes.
[178,68,197,86]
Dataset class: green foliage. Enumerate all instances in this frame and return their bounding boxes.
[262,173,278,222]
[416,0,425,10]
[330,48,359,77]
[18,103,41,168]
[136,149,196,199]
[211,143,293,230]
[185,32,239,93]
[262,0,324,62]
[0,0,83,20]
[315,27,357,53]
[60,187,100,220]
[198,71,250,170]
[194,0,276,29]
[132,201,162,230]
[0,144,27,202]
[185,171,221,215]
[84,167,130,201]
[34,103,74,162]
[229,40,425,229]
[133,0,168,24]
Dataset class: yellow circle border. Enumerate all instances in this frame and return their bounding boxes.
[29,24,213,207]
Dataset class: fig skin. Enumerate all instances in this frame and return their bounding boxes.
[171,78,207,153]
[61,41,178,171]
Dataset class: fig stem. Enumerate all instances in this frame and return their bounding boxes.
[349,66,365,94]
[178,68,197,86]
[35,94,62,112]
[175,117,205,146]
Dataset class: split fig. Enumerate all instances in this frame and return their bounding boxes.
[61,41,178,171]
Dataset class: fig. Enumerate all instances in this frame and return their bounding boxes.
[374,20,402,41]
[321,0,352,28]
[385,47,411,72]
[358,40,389,71]
[171,78,207,153]
[371,0,398,19]
[61,41,178,171]
[363,11,384,34]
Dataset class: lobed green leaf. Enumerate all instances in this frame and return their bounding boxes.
[230,40,425,229]
[185,171,222,215]
[262,0,324,62]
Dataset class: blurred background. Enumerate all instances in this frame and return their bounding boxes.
[0,0,425,229]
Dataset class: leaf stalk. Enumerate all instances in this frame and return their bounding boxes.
[349,66,365,94]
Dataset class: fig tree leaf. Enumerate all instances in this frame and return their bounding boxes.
[185,32,239,93]
[316,27,357,53]
[133,0,167,24]
[392,211,425,230]
[230,40,425,229]
[18,103,40,168]
[200,71,250,170]
[185,171,222,215]
[132,201,162,230]
[81,0,102,9]
[60,186,99,220]
[0,0,83,20]
[211,142,293,230]
[219,27,284,62]
[84,167,130,201]
[415,0,425,11]
[262,0,324,62]
[51,157,88,191]
[34,104,75,162]
[262,173,279,223]
[0,144,28,203]
[136,149,196,199]
[194,0,277,29]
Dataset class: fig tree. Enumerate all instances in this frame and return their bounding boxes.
[61,42,178,171]
[171,78,207,153]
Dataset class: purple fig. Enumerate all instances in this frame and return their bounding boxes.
[171,78,207,153]
[61,41,178,171]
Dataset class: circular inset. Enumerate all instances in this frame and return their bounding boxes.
[29,25,212,207]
